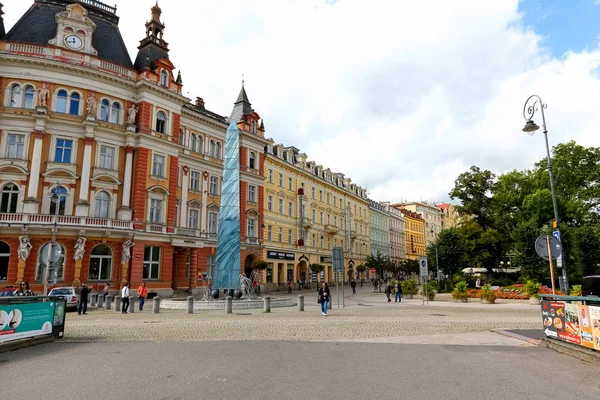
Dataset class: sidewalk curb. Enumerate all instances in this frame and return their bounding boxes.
[539,337,600,364]
[492,329,540,345]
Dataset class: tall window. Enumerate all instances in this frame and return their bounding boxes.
[334,216,337,227]
[327,193,330,204]
[267,225,272,241]
[56,90,68,113]
[268,169,273,183]
[311,187,315,199]
[278,227,283,242]
[278,198,283,214]
[160,70,169,86]
[98,145,115,169]
[249,152,256,169]
[149,199,163,223]
[143,246,161,280]
[209,176,219,195]
[89,245,112,281]
[110,102,121,124]
[49,186,68,216]
[100,99,110,121]
[190,133,197,152]
[188,208,199,229]
[54,139,73,163]
[312,209,316,223]
[207,255,215,279]
[209,140,216,157]
[247,218,256,238]
[0,184,19,213]
[190,171,200,191]
[156,111,167,134]
[23,86,34,109]
[216,142,222,159]
[288,177,293,191]
[36,243,65,282]
[9,84,21,107]
[278,173,283,187]
[152,154,165,177]
[248,185,256,203]
[69,92,80,115]
[268,196,273,212]
[320,211,323,225]
[208,211,218,233]
[288,229,292,244]
[6,134,24,159]
[0,242,9,281]
[288,201,293,217]
[94,191,111,218]
[319,190,323,202]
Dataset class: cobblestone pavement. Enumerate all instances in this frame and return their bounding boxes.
[64,291,541,343]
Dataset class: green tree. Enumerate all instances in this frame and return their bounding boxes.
[449,166,496,229]
[426,227,466,277]
[365,252,392,279]
[571,224,600,281]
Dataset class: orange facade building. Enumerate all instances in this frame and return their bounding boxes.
[0,0,268,296]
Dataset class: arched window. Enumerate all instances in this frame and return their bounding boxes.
[89,245,112,281]
[23,86,35,109]
[95,191,111,218]
[9,84,21,107]
[251,120,256,134]
[0,241,9,281]
[110,102,120,124]
[160,70,169,86]
[49,186,68,216]
[156,110,167,134]
[216,142,222,159]
[209,140,216,157]
[249,152,256,169]
[190,133,197,152]
[0,183,19,213]
[69,92,80,115]
[56,90,68,113]
[100,99,110,121]
[198,136,203,154]
[36,243,65,282]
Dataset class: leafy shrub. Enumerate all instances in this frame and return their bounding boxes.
[401,279,418,295]
[429,280,440,292]
[571,285,582,297]
[479,283,497,303]
[420,281,436,300]
[452,281,469,299]
[525,280,541,298]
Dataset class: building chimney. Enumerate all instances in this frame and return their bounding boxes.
[195,97,205,109]
[0,3,6,39]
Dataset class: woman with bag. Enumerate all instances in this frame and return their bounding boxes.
[317,282,331,316]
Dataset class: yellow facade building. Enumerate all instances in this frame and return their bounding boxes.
[262,142,369,288]
[392,206,425,260]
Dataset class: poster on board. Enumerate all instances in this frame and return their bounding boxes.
[561,303,581,345]
[577,305,595,349]
[590,306,600,351]
[541,301,565,339]
[0,302,55,343]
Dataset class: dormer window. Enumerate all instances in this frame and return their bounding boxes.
[251,120,256,134]
[160,70,169,87]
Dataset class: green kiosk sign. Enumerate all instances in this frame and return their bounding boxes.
[0,301,57,343]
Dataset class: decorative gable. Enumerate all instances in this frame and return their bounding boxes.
[49,3,98,55]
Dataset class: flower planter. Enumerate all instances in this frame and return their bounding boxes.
[481,298,494,304]
[454,297,468,303]
[529,296,541,305]
[405,294,414,299]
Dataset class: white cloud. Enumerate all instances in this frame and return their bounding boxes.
[4,0,600,204]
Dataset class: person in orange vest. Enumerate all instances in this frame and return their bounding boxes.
[138,281,148,312]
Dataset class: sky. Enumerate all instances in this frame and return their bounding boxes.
[3,0,600,204]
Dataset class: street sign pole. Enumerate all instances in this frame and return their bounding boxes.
[546,235,556,294]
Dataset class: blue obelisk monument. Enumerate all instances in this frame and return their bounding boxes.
[213,121,241,290]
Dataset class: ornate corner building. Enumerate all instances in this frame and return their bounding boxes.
[0,0,268,295]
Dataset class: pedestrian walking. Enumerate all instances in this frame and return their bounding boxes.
[78,282,91,315]
[373,279,378,292]
[13,280,34,296]
[318,282,331,316]
[121,282,130,314]
[102,283,110,300]
[395,280,402,303]
[287,280,292,294]
[138,281,148,311]
[351,279,356,295]
[384,280,391,302]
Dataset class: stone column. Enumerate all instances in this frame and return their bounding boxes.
[23,130,45,214]
[179,166,189,227]
[73,259,83,285]
[16,258,26,284]
[75,136,94,216]
[117,146,134,220]
[201,172,208,232]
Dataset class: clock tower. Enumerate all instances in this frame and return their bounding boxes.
[49,3,98,54]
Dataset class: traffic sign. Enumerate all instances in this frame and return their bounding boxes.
[332,247,344,273]
[370,268,376,274]
[419,256,428,276]
[552,230,561,242]
[535,235,561,260]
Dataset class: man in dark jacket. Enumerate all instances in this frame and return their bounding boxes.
[351,279,357,295]
[78,282,91,315]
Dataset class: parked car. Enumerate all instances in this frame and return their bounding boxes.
[582,276,600,298]
[49,287,80,309]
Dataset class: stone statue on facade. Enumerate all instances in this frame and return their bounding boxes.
[35,83,49,114]
[74,237,86,261]
[122,239,134,264]
[86,94,97,120]
[126,104,138,132]
[17,236,32,261]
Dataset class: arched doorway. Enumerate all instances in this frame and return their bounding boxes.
[244,254,255,278]
[347,261,355,282]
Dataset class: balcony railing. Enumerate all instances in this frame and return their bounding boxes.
[0,213,133,230]
[324,224,338,235]
[302,218,313,228]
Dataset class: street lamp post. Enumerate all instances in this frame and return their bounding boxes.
[43,183,60,296]
[522,95,569,294]
[430,229,440,281]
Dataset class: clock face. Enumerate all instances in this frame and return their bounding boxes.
[64,34,83,50]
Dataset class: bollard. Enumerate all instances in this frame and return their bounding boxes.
[114,295,122,312]
[298,295,304,311]
[90,293,98,308]
[186,296,194,314]
[129,296,135,313]
[226,296,233,314]
[264,296,271,312]
[105,294,112,310]
[152,296,161,314]
[97,294,104,309]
